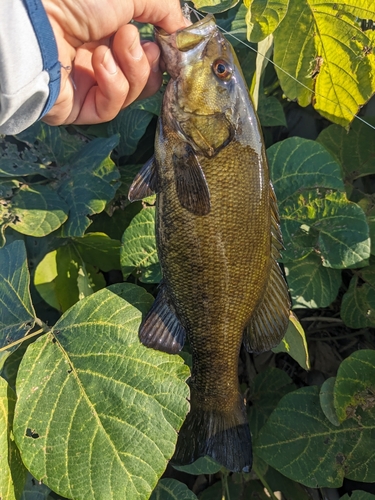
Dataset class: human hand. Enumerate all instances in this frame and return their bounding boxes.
[41,0,188,126]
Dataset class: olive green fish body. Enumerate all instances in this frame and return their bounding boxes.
[129,14,290,473]
[156,125,269,405]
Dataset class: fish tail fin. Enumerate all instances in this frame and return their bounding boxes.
[171,389,252,473]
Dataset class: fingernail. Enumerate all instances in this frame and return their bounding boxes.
[102,48,117,74]
[152,53,160,73]
[129,35,143,60]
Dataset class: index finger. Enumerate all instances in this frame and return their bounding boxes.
[132,0,190,34]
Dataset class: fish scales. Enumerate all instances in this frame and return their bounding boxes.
[157,139,269,398]
[129,13,290,473]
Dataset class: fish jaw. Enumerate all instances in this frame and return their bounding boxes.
[154,14,217,79]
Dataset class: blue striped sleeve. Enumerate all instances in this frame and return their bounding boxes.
[22,0,61,117]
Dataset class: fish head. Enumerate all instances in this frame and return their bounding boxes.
[155,14,257,157]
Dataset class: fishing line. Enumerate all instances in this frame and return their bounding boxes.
[186,4,375,132]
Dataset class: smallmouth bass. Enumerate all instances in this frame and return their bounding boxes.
[129,14,290,473]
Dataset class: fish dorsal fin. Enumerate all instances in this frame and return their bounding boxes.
[139,283,186,354]
[173,142,211,216]
[243,182,290,353]
[270,181,283,255]
[243,260,290,353]
[128,156,158,202]
[178,113,234,158]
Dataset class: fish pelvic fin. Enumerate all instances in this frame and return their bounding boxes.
[128,156,158,202]
[171,389,252,473]
[243,183,290,353]
[139,283,186,354]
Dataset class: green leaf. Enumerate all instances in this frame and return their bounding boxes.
[272,312,310,370]
[121,207,161,283]
[107,282,155,317]
[133,89,164,116]
[0,352,10,371]
[133,22,154,43]
[341,492,375,500]
[108,106,154,158]
[317,118,375,184]
[0,240,35,351]
[16,122,83,165]
[115,163,145,207]
[250,35,273,109]
[88,201,142,241]
[7,184,68,237]
[0,138,49,178]
[367,209,375,256]
[249,367,295,439]
[264,466,312,500]
[284,253,342,308]
[234,43,257,88]
[192,0,240,14]
[1,341,30,393]
[150,479,198,500]
[21,473,51,500]
[13,288,190,500]
[199,477,269,499]
[257,95,286,127]
[77,262,104,301]
[173,456,221,475]
[319,377,340,427]
[361,264,375,283]
[273,0,375,126]
[244,0,289,42]
[281,190,370,268]
[255,385,375,487]
[34,244,106,312]
[226,3,248,40]
[57,136,120,237]
[340,274,375,328]
[72,232,121,272]
[268,137,344,205]
[334,350,375,423]
[0,377,27,500]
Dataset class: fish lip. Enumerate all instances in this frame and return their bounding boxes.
[154,13,216,39]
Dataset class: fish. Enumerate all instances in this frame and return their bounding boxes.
[128,13,290,473]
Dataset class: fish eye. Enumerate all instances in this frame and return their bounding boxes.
[212,59,232,80]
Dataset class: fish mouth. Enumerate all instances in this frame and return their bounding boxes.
[155,14,218,77]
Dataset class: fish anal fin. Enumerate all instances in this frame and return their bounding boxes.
[139,284,185,354]
[244,259,290,353]
[128,156,158,202]
[173,143,211,216]
[171,389,252,473]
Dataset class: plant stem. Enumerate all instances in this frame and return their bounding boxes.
[0,320,51,353]
[253,461,278,500]
[302,317,343,323]
[221,470,230,500]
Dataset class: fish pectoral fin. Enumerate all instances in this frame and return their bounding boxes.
[173,143,211,216]
[243,258,290,353]
[128,156,158,201]
[139,284,186,354]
